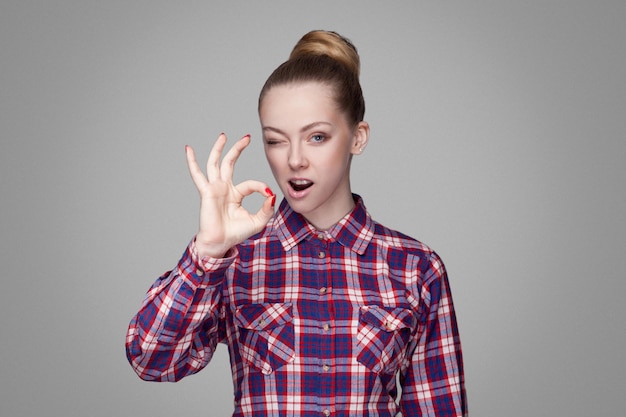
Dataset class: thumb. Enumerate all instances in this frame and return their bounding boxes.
[249,184,276,227]
[256,191,276,223]
[235,180,276,226]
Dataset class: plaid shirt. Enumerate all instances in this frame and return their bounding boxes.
[126,195,467,416]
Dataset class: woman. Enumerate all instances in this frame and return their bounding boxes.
[126,30,467,417]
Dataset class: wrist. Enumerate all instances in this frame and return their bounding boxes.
[194,236,230,259]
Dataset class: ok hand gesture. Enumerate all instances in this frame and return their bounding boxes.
[185,133,276,259]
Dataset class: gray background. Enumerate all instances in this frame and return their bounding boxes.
[1,1,624,416]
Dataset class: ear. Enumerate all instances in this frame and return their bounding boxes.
[350,121,370,155]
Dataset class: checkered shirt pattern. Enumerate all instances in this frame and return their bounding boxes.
[126,195,467,416]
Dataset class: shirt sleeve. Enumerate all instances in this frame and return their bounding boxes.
[125,239,237,382]
[400,252,468,417]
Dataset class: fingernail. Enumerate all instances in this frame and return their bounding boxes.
[265,187,274,197]
[271,195,276,207]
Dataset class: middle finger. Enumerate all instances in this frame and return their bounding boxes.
[220,134,251,182]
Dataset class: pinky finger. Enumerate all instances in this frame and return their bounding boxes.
[185,145,209,190]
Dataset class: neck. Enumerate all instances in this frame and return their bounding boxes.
[303,193,355,231]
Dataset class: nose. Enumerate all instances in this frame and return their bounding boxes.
[288,142,307,170]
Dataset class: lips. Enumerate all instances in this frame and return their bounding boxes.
[289,179,313,192]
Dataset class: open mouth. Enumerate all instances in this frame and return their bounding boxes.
[289,179,313,192]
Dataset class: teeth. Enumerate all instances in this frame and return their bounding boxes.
[289,179,313,192]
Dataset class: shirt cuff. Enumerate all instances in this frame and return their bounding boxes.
[185,238,238,287]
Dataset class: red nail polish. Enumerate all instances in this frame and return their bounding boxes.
[271,195,276,207]
[265,187,274,197]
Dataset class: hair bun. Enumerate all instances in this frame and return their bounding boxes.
[289,30,360,78]
[260,30,365,126]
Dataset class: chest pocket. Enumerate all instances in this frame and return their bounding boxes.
[355,305,417,374]
[234,303,295,375]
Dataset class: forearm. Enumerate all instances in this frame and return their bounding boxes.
[401,254,467,416]
[125,240,234,381]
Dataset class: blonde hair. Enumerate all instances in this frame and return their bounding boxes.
[259,30,365,126]
[289,30,360,78]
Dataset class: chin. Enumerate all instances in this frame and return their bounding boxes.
[284,197,309,213]
[283,196,318,217]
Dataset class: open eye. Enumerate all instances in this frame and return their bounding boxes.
[309,134,326,143]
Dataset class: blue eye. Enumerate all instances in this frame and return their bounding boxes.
[310,134,326,143]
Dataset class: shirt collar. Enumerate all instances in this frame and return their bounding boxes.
[270,194,374,255]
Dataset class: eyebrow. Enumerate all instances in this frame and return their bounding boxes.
[262,121,332,136]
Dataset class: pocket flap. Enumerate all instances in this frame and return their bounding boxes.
[359,305,416,332]
[235,303,293,331]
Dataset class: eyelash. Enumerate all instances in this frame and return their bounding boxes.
[264,133,328,146]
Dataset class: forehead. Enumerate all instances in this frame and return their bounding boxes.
[259,82,339,126]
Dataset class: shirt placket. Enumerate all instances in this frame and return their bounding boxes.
[310,232,335,417]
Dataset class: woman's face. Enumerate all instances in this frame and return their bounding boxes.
[260,82,368,229]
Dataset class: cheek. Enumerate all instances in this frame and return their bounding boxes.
[264,151,282,175]
[324,145,352,167]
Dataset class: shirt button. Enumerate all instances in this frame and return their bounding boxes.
[320,287,327,295]
[317,233,325,240]
[322,323,330,332]
[322,364,330,372]
[195,269,203,276]
[323,410,330,417]
[318,251,326,259]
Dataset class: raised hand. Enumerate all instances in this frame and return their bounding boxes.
[185,133,276,259]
